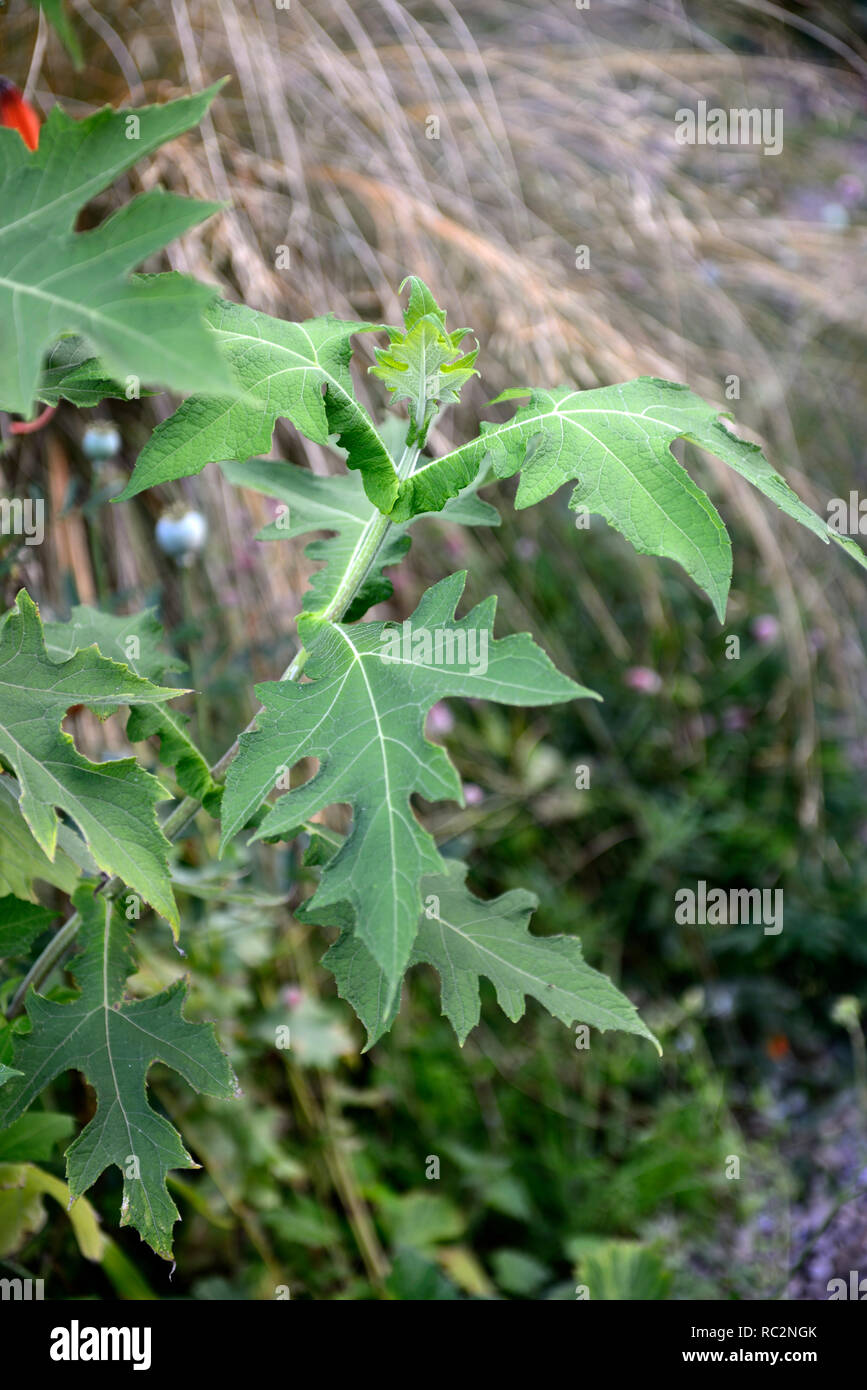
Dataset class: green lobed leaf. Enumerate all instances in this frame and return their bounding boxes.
[321,855,658,1051]
[0,1111,73,1162]
[117,300,400,512]
[389,378,867,617]
[221,572,596,995]
[0,884,237,1260]
[221,458,410,621]
[0,85,232,417]
[43,604,219,810]
[0,590,183,928]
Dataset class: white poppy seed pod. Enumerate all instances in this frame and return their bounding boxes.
[82,420,122,462]
[155,508,208,566]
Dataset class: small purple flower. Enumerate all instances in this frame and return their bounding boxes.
[751,614,780,645]
[463,783,484,806]
[624,666,662,695]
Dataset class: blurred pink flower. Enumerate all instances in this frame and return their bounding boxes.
[624,666,662,695]
[751,614,780,644]
[426,701,455,737]
[463,783,484,806]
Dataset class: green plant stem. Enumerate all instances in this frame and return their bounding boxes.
[6,412,431,1018]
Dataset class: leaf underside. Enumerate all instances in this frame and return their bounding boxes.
[220,453,498,621]
[0,894,56,960]
[0,776,94,901]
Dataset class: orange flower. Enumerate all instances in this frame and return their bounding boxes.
[765,1033,790,1061]
[0,78,41,151]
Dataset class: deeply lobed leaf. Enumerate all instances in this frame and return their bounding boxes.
[390,378,867,617]
[0,885,236,1259]
[323,857,658,1050]
[43,604,219,810]
[117,300,399,511]
[0,591,182,927]
[0,895,56,961]
[0,86,232,417]
[220,450,498,621]
[0,777,93,901]
[221,573,595,995]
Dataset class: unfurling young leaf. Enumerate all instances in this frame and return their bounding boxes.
[0,884,236,1259]
[370,275,478,449]
[221,572,596,996]
[0,84,232,418]
[0,591,183,927]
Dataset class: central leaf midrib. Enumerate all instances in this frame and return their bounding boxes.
[332,626,403,973]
